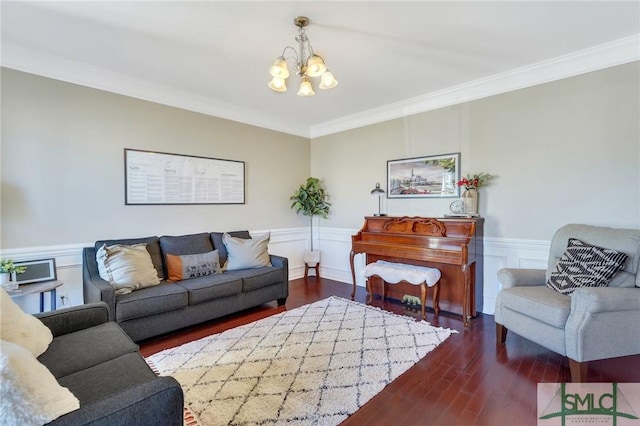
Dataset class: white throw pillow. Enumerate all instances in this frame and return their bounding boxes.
[223,232,272,271]
[0,288,53,357]
[0,340,80,425]
[96,243,160,295]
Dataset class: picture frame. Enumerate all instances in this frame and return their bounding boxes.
[124,148,245,205]
[12,258,57,285]
[387,153,460,198]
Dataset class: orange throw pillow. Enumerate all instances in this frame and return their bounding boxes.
[165,250,222,282]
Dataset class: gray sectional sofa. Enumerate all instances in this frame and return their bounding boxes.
[36,302,183,425]
[83,231,289,342]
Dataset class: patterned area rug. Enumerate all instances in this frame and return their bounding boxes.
[146,296,456,426]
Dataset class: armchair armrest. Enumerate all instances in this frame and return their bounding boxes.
[48,376,184,426]
[570,287,640,314]
[35,303,110,338]
[565,287,640,362]
[497,268,546,289]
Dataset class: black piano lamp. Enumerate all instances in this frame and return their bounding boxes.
[371,182,387,216]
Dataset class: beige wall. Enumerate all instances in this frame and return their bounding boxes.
[1,69,310,249]
[311,62,640,240]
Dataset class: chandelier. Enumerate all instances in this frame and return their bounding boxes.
[268,16,338,96]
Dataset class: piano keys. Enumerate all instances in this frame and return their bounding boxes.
[350,216,484,326]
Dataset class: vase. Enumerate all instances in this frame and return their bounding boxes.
[462,188,478,215]
[303,250,321,267]
[0,272,17,291]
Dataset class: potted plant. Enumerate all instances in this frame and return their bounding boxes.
[290,177,331,267]
[0,259,26,290]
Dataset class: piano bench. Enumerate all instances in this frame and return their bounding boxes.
[363,260,442,321]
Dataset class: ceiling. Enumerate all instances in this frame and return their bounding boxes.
[2,1,639,138]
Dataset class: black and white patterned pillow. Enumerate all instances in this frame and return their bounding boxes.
[546,238,628,295]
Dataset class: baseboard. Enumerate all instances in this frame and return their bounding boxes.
[0,228,551,315]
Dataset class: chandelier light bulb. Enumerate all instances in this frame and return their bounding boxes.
[268,77,287,92]
[319,70,338,89]
[305,55,327,77]
[297,77,315,96]
[269,57,289,79]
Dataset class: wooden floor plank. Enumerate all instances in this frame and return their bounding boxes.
[140,277,640,425]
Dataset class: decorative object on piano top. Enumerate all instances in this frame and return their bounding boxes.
[370,182,387,216]
[290,177,331,273]
[457,172,493,215]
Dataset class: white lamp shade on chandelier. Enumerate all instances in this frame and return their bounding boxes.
[268,16,338,96]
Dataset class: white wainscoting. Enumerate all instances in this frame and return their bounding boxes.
[0,228,310,315]
[315,228,551,315]
[0,227,550,315]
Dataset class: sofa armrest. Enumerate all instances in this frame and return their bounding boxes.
[270,254,289,283]
[83,247,116,321]
[35,303,110,337]
[497,268,546,289]
[47,376,184,426]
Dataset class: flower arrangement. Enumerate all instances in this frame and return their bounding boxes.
[0,259,27,275]
[457,172,492,190]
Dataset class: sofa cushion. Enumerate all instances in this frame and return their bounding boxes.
[1,288,53,357]
[159,233,214,278]
[95,236,164,280]
[0,340,79,425]
[223,232,272,271]
[547,238,628,295]
[174,274,243,305]
[210,230,251,265]
[96,244,161,295]
[38,321,138,378]
[225,267,284,292]
[166,250,222,281]
[57,352,157,406]
[159,233,213,256]
[500,286,571,328]
[115,283,188,322]
[37,321,138,379]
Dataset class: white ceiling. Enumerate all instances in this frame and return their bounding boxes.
[2,1,639,138]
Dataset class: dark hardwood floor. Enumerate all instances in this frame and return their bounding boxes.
[140,277,640,426]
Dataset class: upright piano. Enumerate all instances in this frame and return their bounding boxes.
[350,216,484,326]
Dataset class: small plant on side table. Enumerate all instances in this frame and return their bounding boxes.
[0,259,27,290]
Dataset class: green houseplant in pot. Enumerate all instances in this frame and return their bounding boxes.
[0,259,27,290]
[290,177,331,269]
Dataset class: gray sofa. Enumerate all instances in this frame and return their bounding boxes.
[83,231,289,342]
[36,302,183,425]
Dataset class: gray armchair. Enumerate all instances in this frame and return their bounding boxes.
[495,224,640,382]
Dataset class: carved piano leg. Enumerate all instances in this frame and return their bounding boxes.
[462,264,471,327]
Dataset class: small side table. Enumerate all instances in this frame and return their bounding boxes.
[304,262,320,279]
[7,280,63,312]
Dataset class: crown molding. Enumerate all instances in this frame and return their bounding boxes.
[310,34,640,138]
[2,35,638,139]
[0,43,311,138]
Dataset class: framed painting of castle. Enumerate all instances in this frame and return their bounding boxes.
[387,153,460,198]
